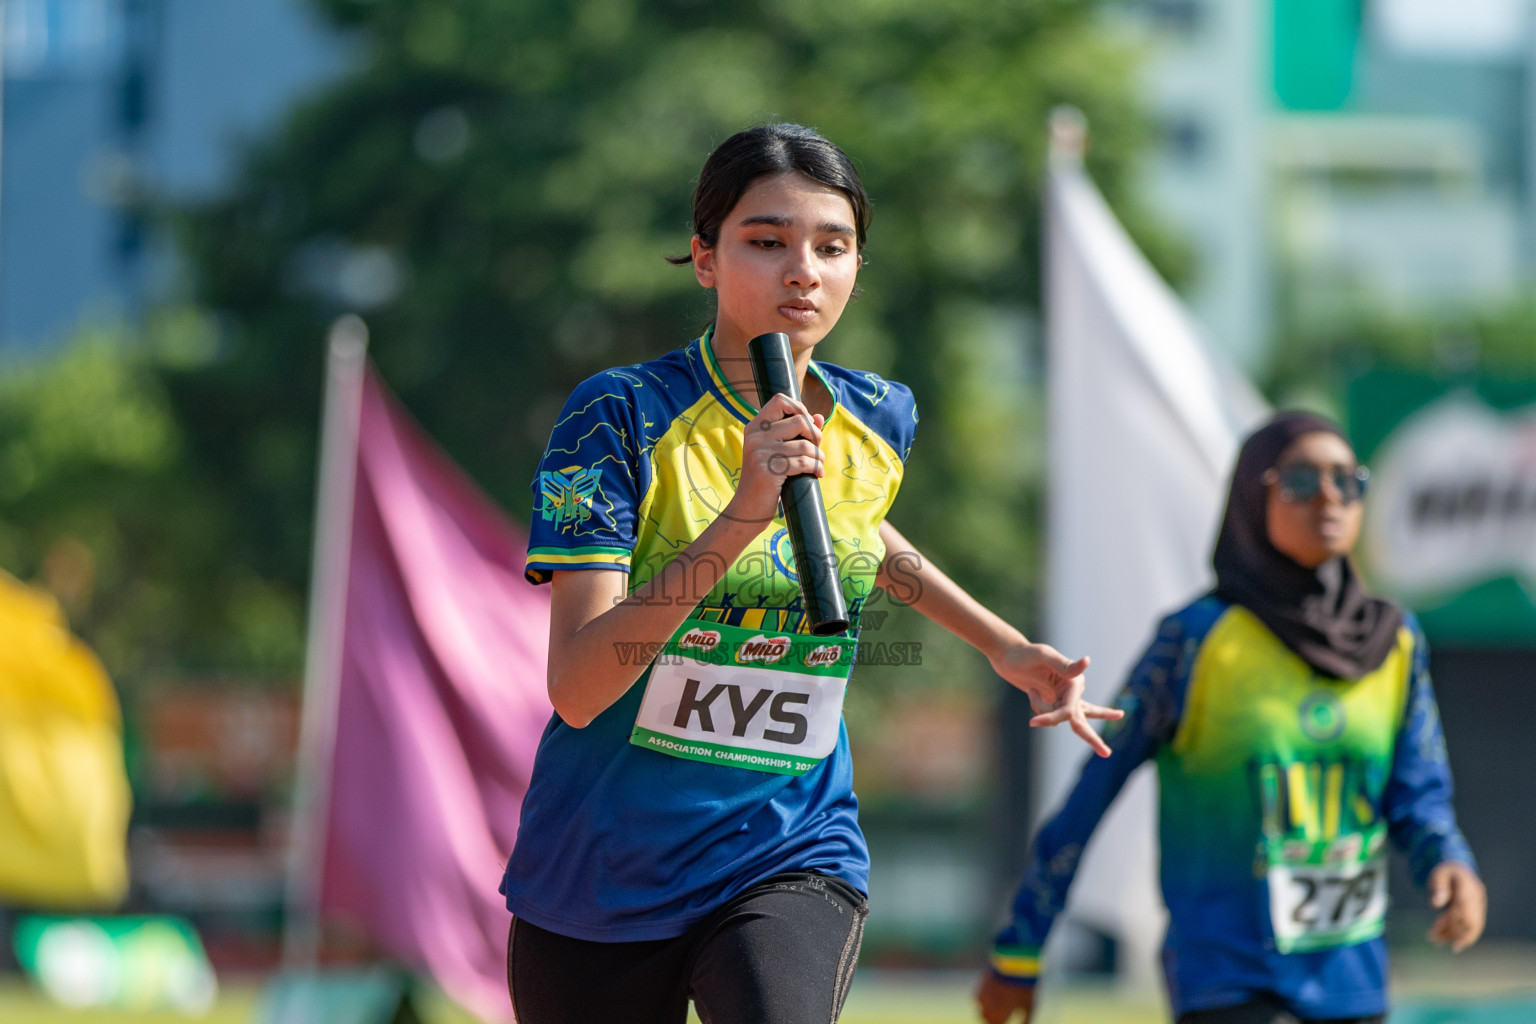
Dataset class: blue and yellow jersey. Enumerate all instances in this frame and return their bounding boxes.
[502,329,917,941]
[991,596,1474,1020]
[524,328,915,630]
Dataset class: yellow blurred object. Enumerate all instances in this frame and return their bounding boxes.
[0,570,131,906]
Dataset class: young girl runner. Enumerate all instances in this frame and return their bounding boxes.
[501,123,1121,1024]
[977,412,1485,1024]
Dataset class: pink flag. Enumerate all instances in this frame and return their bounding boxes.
[318,365,550,1022]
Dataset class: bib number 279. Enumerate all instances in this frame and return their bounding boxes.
[1269,857,1386,953]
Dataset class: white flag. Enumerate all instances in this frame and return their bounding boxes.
[1040,147,1267,988]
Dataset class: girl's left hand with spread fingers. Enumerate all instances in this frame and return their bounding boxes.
[988,641,1122,757]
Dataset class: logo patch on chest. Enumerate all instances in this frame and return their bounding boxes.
[1298,689,1346,741]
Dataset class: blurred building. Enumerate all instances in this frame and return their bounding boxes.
[0,0,343,352]
[1120,0,1536,366]
[1278,0,1535,332]
[1110,0,1273,374]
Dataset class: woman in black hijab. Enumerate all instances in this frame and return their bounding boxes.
[978,412,1485,1024]
[1212,411,1402,680]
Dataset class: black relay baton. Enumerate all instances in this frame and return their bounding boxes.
[746,332,850,637]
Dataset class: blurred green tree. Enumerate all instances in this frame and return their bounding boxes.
[143,0,1168,682]
[1266,296,1536,414]
[0,314,305,681]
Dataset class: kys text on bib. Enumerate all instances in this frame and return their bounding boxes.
[631,618,855,775]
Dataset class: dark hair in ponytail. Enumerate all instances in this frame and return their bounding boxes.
[667,123,869,265]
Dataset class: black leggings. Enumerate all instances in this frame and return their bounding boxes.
[1178,997,1384,1024]
[508,871,868,1024]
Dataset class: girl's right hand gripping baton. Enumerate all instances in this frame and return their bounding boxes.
[746,332,850,637]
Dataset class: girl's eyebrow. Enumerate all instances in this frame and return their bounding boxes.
[738,214,855,236]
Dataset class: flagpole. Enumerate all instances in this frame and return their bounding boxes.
[284,315,370,969]
[1041,100,1086,740]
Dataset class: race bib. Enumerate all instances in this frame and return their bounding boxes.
[1266,826,1388,953]
[630,618,855,776]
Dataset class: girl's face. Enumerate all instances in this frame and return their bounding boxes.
[691,171,860,355]
[1265,431,1366,568]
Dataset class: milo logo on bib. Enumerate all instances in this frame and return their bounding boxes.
[630,618,857,776]
[679,628,721,653]
[804,645,843,669]
[736,635,791,665]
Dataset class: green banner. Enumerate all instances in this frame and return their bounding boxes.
[13,915,217,1012]
[1348,369,1536,645]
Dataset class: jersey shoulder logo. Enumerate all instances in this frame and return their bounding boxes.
[539,465,603,530]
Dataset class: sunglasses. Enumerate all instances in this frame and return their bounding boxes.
[1263,463,1370,504]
